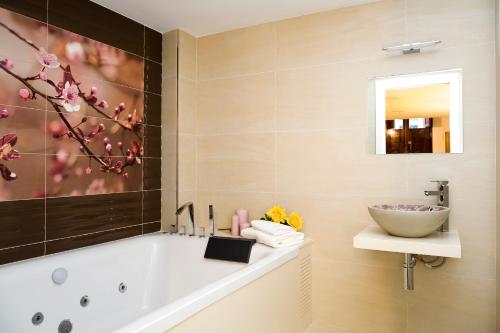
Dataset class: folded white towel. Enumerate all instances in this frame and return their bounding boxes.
[241,227,304,248]
[251,220,296,236]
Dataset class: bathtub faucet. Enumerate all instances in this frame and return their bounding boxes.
[176,202,196,236]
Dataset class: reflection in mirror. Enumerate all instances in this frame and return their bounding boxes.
[373,70,463,154]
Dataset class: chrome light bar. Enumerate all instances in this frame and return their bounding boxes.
[382,40,442,54]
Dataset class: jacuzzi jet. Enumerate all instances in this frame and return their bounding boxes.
[58,319,72,333]
[118,282,127,293]
[80,295,90,307]
[31,312,44,326]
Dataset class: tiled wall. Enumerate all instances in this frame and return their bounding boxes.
[161,30,198,231]
[0,0,162,265]
[178,0,496,332]
[496,1,500,330]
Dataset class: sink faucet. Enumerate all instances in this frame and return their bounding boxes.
[176,202,195,236]
[424,180,449,232]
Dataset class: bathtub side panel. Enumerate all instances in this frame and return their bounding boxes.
[166,243,312,333]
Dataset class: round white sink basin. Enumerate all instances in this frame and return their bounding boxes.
[368,204,450,238]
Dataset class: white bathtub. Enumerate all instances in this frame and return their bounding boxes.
[0,232,299,332]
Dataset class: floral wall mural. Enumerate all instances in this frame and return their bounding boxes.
[0,7,145,199]
[0,0,163,265]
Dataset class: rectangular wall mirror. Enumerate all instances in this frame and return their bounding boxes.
[372,69,463,154]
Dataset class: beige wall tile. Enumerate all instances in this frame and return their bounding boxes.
[179,77,197,135]
[197,73,275,134]
[406,0,495,48]
[161,189,177,231]
[161,133,176,191]
[178,134,196,192]
[197,23,275,80]
[197,133,275,192]
[304,323,352,333]
[276,194,402,268]
[276,0,405,70]
[163,30,178,79]
[197,190,274,229]
[162,76,178,135]
[407,271,496,333]
[312,258,407,333]
[276,129,408,197]
[277,62,370,131]
[179,30,197,80]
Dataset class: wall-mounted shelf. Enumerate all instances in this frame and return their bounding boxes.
[353,224,461,258]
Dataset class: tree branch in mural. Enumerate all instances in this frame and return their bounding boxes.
[0,22,143,182]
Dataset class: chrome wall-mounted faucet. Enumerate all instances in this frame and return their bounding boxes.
[175,202,196,236]
[424,180,449,232]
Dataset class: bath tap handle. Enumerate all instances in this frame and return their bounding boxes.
[209,205,215,237]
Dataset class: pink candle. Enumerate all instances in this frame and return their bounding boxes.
[239,223,250,234]
[236,208,249,226]
[231,215,240,236]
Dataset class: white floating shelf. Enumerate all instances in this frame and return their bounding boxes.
[353,224,461,258]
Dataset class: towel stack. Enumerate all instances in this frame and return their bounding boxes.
[241,220,304,248]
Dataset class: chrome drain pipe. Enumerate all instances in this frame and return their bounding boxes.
[403,253,416,290]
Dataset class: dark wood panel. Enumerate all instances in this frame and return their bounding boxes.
[144,59,162,94]
[46,192,142,240]
[0,0,47,22]
[143,221,161,234]
[144,125,162,157]
[143,158,161,190]
[144,27,162,63]
[48,0,144,56]
[0,242,44,265]
[144,92,162,126]
[0,199,45,248]
[46,225,142,254]
[143,190,161,223]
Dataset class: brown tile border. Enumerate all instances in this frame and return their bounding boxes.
[46,225,142,254]
[0,198,45,249]
[46,192,142,240]
[143,221,161,234]
[0,242,44,265]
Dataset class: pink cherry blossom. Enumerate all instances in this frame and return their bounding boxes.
[105,143,112,153]
[38,71,48,81]
[61,81,80,112]
[74,167,84,176]
[0,109,9,118]
[65,42,85,62]
[18,88,32,101]
[0,58,14,70]
[85,166,92,175]
[97,100,109,108]
[35,48,60,69]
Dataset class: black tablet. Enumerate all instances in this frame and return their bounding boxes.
[204,236,256,263]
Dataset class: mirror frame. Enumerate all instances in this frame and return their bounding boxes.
[374,69,463,154]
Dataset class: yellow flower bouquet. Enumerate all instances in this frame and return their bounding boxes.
[261,205,303,231]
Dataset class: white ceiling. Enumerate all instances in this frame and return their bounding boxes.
[91,0,378,36]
